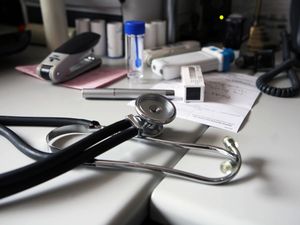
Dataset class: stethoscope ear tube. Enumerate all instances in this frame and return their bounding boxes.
[0,119,137,199]
[48,125,242,185]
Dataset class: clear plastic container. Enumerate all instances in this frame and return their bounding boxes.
[124,21,145,79]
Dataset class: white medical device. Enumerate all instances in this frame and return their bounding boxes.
[151,46,234,80]
[143,41,200,66]
[181,65,205,102]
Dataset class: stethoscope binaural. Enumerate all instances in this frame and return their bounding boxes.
[0,94,241,199]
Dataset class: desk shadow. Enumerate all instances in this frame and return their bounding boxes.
[226,157,266,186]
[238,110,252,131]
[0,168,122,209]
[128,125,207,165]
[238,94,262,131]
[218,157,284,197]
[157,126,208,143]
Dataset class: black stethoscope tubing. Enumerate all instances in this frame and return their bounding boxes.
[0,116,99,160]
[0,114,243,199]
[0,116,137,199]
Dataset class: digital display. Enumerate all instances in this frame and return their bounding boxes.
[186,87,201,100]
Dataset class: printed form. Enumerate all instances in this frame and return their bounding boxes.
[152,73,261,133]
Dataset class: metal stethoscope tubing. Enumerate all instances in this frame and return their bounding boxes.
[90,137,241,185]
[47,124,241,185]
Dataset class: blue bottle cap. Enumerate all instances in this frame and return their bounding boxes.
[222,48,235,72]
[124,21,145,35]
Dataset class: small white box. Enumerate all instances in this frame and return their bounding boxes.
[181,65,205,103]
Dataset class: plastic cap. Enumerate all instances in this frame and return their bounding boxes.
[223,48,235,62]
[124,21,145,35]
[222,48,235,71]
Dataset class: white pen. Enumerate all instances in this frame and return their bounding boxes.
[82,88,175,99]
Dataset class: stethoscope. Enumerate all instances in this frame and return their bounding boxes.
[0,94,241,199]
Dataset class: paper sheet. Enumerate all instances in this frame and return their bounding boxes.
[152,72,260,132]
[15,64,127,89]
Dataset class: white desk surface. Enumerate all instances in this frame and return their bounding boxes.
[0,46,206,225]
[151,75,300,224]
[1,45,300,225]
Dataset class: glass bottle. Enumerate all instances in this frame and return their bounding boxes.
[124,21,145,79]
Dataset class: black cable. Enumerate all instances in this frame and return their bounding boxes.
[256,31,300,97]
[0,119,133,198]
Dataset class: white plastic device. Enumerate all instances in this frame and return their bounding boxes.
[181,65,205,103]
[151,46,234,80]
[144,41,200,66]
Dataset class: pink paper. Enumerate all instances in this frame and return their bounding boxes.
[15,64,127,90]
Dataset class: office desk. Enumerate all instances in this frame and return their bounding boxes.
[0,46,205,225]
[151,76,300,224]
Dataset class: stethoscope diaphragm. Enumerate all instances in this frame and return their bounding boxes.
[135,93,176,125]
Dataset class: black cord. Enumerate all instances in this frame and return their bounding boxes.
[0,119,135,198]
[256,31,300,97]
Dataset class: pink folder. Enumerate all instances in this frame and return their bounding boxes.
[15,64,127,90]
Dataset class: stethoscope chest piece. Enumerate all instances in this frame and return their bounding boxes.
[134,94,176,137]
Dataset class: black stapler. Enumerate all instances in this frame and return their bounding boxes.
[36,32,101,83]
